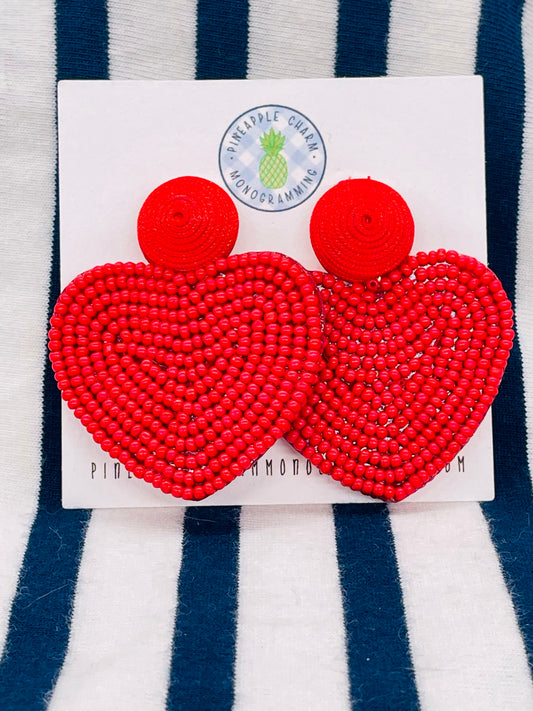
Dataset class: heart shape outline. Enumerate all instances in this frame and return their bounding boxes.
[49,252,323,500]
[286,250,514,501]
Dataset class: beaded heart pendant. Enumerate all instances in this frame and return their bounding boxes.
[49,178,323,500]
[286,179,514,501]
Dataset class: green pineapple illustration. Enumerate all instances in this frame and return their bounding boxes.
[259,128,288,189]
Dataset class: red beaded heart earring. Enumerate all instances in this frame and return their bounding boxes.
[285,178,514,501]
[49,176,323,501]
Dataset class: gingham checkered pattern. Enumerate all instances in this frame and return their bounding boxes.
[219,105,326,211]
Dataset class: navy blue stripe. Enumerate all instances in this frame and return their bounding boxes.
[334,505,419,710]
[56,0,109,80]
[336,0,391,76]
[476,1,533,671]
[0,3,108,708]
[477,0,524,304]
[166,507,241,711]
[165,20,247,710]
[196,0,248,79]
[334,5,417,709]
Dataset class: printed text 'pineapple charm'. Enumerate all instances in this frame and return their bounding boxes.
[219,104,327,212]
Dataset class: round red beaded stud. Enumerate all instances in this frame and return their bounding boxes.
[137,176,239,271]
[286,179,514,502]
[310,177,414,282]
[49,178,323,500]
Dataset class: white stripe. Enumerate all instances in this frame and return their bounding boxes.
[49,4,196,707]
[389,503,533,711]
[247,0,338,79]
[387,3,533,709]
[233,505,350,711]
[0,0,56,655]
[387,0,481,76]
[48,509,184,711]
[236,16,349,711]
[108,0,196,79]
[516,0,533,489]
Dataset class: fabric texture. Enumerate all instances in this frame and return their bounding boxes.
[1,1,532,709]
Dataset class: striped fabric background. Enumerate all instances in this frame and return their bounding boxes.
[1,1,532,709]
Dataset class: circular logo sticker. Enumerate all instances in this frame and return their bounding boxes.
[219,104,326,212]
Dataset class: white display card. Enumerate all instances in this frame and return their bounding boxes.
[58,76,494,508]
